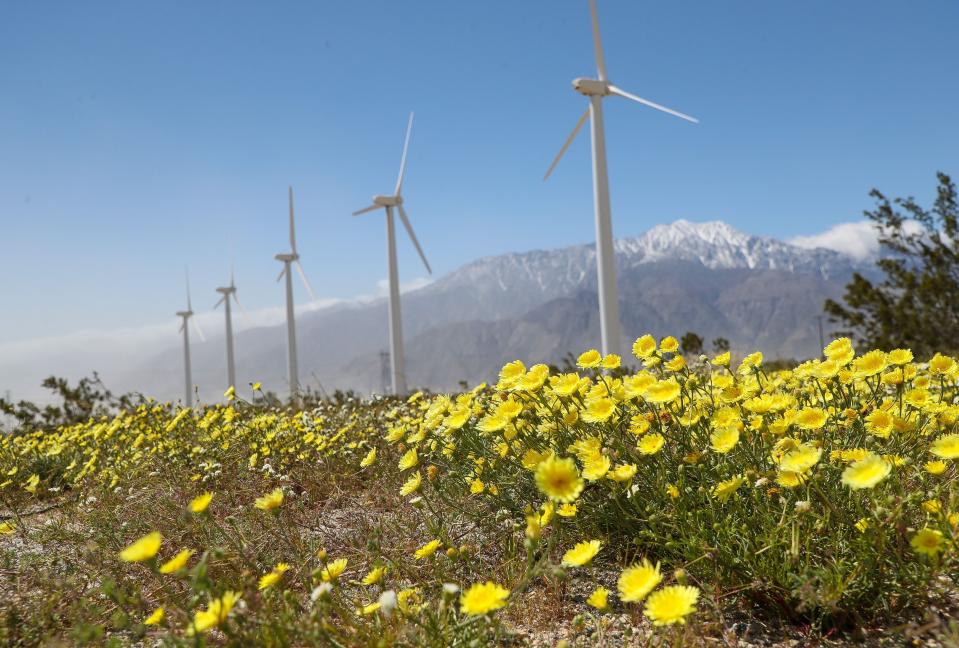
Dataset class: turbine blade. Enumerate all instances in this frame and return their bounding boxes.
[353,204,381,216]
[397,204,432,275]
[394,112,414,195]
[192,316,207,342]
[214,295,226,309]
[295,259,317,301]
[232,293,252,325]
[589,0,608,81]
[608,85,699,123]
[544,107,590,181]
[230,263,235,288]
[276,265,287,282]
[288,185,297,253]
[179,320,186,333]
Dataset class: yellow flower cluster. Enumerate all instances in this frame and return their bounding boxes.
[1,398,380,494]
[381,335,959,619]
[7,334,959,638]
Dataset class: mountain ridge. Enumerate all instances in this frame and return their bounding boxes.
[132,219,871,400]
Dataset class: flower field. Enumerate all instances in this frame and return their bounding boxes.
[3,335,959,646]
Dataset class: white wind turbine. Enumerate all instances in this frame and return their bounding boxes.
[352,112,432,396]
[544,0,698,356]
[214,268,244,390]
[275,186,317,396]
[175,269,205,407]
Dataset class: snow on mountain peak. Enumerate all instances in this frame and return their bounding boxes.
[430,219,870,300]
[612,219,869,277]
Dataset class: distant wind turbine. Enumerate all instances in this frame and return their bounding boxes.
[544,0,698,356]
[275,186,316,396]
[214,267,244,390]
[175,269,205,407]
[352,112,432,395]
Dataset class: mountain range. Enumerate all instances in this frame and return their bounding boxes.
[135,219,872,400]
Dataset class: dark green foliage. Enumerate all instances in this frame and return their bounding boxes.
[825,172,959,356]
[680,331,705,355]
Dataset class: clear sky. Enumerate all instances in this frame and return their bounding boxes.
[2,0,957,345]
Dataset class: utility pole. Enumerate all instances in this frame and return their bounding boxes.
[815,315,825,356]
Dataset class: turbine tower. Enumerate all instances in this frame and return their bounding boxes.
[544,0,698,356]
[214,269,243,390]
[175,270,205,407]
[275,186,317,396]
[352,112,432,396]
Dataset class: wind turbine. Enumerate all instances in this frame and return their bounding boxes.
[175,269,205,407]
[352,112,432,396]
[275,186,316,396]
[214,268,243,390]
[544,0,698,356]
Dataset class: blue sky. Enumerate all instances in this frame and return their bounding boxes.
[1,0,957,344]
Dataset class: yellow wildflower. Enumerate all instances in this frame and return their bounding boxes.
[561,539,602,567]
[644,585,699,626]
[321,558,348,581]
[931,434,959,460]
[144,607,165,625]
[119,531,162,563]
[911,528,944,556]
[190,591,240,634]
[159,549,193,574]
[534,456,584,503]
[460,582,509,615]
[414,539,443,559]
[189,492,213,514]
[618,559,662,603]
[258,562,290,590]
[841,453,891,489]
[254,488,284,511]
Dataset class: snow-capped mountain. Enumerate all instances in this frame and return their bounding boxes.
[133,220,871,399]
[421,220,868,316]
[617,220,867,278]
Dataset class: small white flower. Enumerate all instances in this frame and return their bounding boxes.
[378,590,397,617]
[795,500,811,513]
[311,582,333,603]
[753,477,769,488]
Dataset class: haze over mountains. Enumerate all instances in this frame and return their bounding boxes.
[122,219,871,401]
[0,220,878,404]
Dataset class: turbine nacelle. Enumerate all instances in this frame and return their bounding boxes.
[543,0,700,357]
[176,310,193,318]
[274,252,299,262]
[215,286,236,295]
[573,77,610,97]
[373,194,402,207]
[350,111,432,395]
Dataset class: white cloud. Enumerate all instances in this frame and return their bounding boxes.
[788,221,881,261]
[375,276,434,296]
[789,219,929,261]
